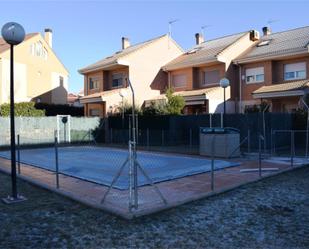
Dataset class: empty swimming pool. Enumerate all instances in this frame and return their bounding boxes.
[0,146,240,189]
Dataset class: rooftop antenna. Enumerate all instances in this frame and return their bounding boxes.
[168,19,178,49]
[168,19,178,37]
[267,19,279,29]
[201,25,211,38]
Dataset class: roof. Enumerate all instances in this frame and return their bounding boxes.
[79,34,177,74]
[235,26,309,63]
[163,32,248,71]
[145,87,220,104]
[80,88,125,101]
[0,33,38,54]
[252,79,309,98]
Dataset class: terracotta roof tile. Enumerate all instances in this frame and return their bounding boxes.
[163,32,247,71]
[252,79,309,95]
[236,26,309,63]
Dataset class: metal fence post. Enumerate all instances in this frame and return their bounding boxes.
[17,134,21,174]
[247,129,250,154]
[273,131,276,155]
[146,128,149,150]
[161,129,164,146]
[88,129,91,142]
[270,128,273,157]
[291,130,294,167]
[259,134,262,178]
[211,135,215,191]
[189,128,192,151]
[54,132,59,189]
[306,109,309,158]
[210,114,212,128]
[110,128,113,144]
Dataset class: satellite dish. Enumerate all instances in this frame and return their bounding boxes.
[219,77,230,88]
[1,22,25,45]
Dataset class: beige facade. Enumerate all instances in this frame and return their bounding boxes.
[79,35,183,117]
[0,30,69,105]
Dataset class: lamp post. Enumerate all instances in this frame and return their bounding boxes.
[219,77,230,128]
[1,22,26,204]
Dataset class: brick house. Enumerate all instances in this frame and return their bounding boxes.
[234,26,309,113]
[147,30,259,114]
[78,35,183,117]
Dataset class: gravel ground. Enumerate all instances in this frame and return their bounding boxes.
[0,166,308,249]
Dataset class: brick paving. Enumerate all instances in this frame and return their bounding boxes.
[0,155,294,219]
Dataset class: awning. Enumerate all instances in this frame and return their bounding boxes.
[80,88,129,104]
[144,87,220,106]
[252,79,309,99]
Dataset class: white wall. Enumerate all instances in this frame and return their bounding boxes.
[1,59,30,104]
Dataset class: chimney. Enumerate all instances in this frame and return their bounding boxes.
[262,26,271,36]
[195,33,204,45]
[122,37,130,50]
[44,28,53,48]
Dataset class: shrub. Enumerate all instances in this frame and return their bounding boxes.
[244,101,270,113]
[114,101,141,116]
[34,103,84,116]
[142,101,167,116]
[165,87,185,115]
[0,102,45,117]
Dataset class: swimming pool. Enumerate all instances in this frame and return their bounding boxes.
[0,146,240,189]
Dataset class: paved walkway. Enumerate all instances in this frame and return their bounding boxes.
[0,155,297,219]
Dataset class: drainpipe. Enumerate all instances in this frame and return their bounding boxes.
[238,64,242,113]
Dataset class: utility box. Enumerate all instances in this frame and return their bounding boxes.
[199,127,240,158]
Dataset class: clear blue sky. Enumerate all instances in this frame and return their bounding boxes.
[1,0,308,93]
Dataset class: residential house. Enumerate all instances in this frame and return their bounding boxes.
[79,35,183,117]
[154,30,259,114]
[67,90,84,107]
[234,26,309,113]
[0,29,69,105]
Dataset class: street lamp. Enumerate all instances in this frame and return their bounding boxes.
[219,77,230,128]
[1,22,26,204]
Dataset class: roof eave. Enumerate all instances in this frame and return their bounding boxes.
[162,58,221,71]
[79,59,130,74]
[252,90,305,99]
[234,49,309,64]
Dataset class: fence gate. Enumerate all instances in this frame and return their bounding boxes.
[56,115,71,143]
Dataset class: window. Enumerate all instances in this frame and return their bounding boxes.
[89,77,99,90]
[89,109,100,116]
[246,67,264,84]
[172,74,187,88]
[284,62,306,81]
[112,73,123,88]
[203,70,220,85]
[29,41,48,60]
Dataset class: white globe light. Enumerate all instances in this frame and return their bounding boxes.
[220,77,230,88]
[1,22,25,45]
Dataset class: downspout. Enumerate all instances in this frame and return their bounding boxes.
[238,63,242,113]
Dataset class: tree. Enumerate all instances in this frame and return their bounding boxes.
[165,87,185,115]
[142,101,166,116]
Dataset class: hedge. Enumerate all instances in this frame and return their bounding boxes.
[0,102,45,117]
[34,103,84,116]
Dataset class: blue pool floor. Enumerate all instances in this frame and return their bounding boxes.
[0,146,240,190]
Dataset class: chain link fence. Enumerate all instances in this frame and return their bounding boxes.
[0,113,308,216]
